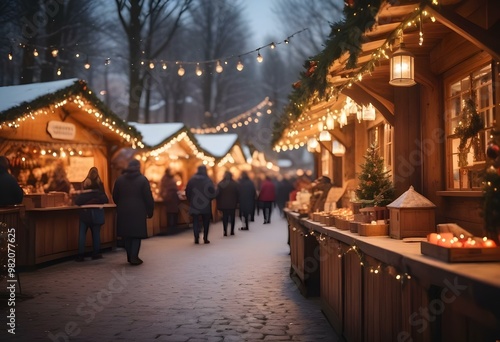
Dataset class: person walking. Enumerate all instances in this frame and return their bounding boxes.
[216,170,239,236]
[238,171,256,231]
[258,175,276,224]
[74,167,109,261]
[112,159,154,265]
[185,165,216,244]
[0,156,24,206]
[160,168,180,232]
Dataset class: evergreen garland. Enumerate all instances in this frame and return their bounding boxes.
[483,130,500,243]
[454,98,484,167]
[271,0,426,146]
[0,80,142,139]
[355,143,395,206]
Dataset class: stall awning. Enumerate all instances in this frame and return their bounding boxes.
[0,79,143,147]
[194,133,247,167]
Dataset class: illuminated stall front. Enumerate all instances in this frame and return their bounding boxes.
[128,122,215,235]
[0,79,143,266]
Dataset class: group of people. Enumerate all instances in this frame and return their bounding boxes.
[184,165,277,244]
[0,154,290,267]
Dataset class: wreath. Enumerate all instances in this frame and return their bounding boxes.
[454,98,484,167]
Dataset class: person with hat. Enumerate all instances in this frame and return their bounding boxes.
[112,159,154,265]
[185,165,216,244]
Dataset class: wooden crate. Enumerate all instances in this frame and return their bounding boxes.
[349,221,359,233]
[420,241,500,263]
[389,207,435,239]
[335,217,350,230]
[358,223,389,236]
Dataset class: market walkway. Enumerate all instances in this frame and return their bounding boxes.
[5,213,339,341]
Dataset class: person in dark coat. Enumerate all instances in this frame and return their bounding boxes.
[0,156,24,206]
[160,168,180,232]
[258,175,276,224]
[276,176,295,217]
[238,171,256,231]
[74,167,109,261]
[112,159,154,265]
[185,165,216,244]
[216,171,239,236]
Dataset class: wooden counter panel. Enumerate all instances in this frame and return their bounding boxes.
[284,210,500,341]
[22,206,116,266]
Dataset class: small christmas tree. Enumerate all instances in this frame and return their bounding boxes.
[355,143,395,206]
[483,129,500,244]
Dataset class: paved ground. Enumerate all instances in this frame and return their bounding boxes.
[2,213,339,341]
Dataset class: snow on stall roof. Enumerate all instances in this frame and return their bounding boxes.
[0,78,78,113]
[387,186,436,208]
[129,122,185,147]
[194,134,238,158]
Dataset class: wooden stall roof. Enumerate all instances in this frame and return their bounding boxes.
[271,0,499,148]
[0,79,143,146]
[128,122,212,161]
[194,133,248,167]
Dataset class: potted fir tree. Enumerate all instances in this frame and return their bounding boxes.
[354,143,395,215]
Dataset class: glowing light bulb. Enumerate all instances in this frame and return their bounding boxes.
[195,63,202,76]
[256,52,263,63]
[216,60,223,73]
[33,48,38,57]
[149,62,155,69]
[236,59,244,71]
[178,65,185,76]
[51,49,59,57]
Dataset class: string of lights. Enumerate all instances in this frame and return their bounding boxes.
[7,28,308,77]
[190,97,273,134]
[291,226,413,285]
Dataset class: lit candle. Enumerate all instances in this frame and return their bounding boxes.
[482,237,497,248]
[428,233,439,244]
[437,238,452,248]
[463,238,478,248]
[450,239,463,248]
[439,232,454,241]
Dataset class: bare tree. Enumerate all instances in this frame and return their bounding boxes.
[114,0,193,123]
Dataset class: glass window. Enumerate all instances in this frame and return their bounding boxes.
[445,63,493,189]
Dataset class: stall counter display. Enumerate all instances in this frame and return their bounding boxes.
[387,186,436,239]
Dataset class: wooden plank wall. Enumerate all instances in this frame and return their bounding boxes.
[343,245,363,342]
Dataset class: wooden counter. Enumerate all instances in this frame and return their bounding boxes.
[1,204,117,267]
[146,200,192,237]
[284,210,500,341]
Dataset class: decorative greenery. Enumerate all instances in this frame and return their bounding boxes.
[355,143,395,206]
[454,98,484,167]
[0,79,142,140]
[271,0,426,146]
[483,129,500,243]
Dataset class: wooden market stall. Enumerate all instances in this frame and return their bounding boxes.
[0,79,143,267]
[275,0,500,340]
[127,122,212,236]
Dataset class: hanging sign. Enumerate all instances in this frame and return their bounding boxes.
[47,121,76,140]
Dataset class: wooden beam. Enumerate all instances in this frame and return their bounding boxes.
[425,4,500,61]
[343,84,395,127]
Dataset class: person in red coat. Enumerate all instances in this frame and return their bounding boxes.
[258,175,276,224]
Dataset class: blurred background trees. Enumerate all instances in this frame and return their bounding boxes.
[0,0,343,165]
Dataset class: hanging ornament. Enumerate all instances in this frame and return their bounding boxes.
[486,143,500,160]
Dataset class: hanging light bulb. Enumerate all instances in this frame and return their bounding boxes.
[339,109,348,127]
[177,64,185,76]
[256,50,263,63]
[162,62,167,70]
[284,38,289,44]
[84,58,91,69]
[51,49,59,58]
[319,130,332,142]
[270,42,276,49]
[8,49,13,61]
[216,60,223,73]
[307,138,319,153]
[105,58,111,66]
[326,114,335,130]
[195,63,202,76]
[362,103,376,120]
[149,62,155,69]
[33,48,39,57]
[56,67,62,76]
[236,59,244,71]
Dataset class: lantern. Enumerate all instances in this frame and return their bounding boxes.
[319,130,332,142]
[332,140,346,156]
[362,103,376,121]
[389,43,415,86]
